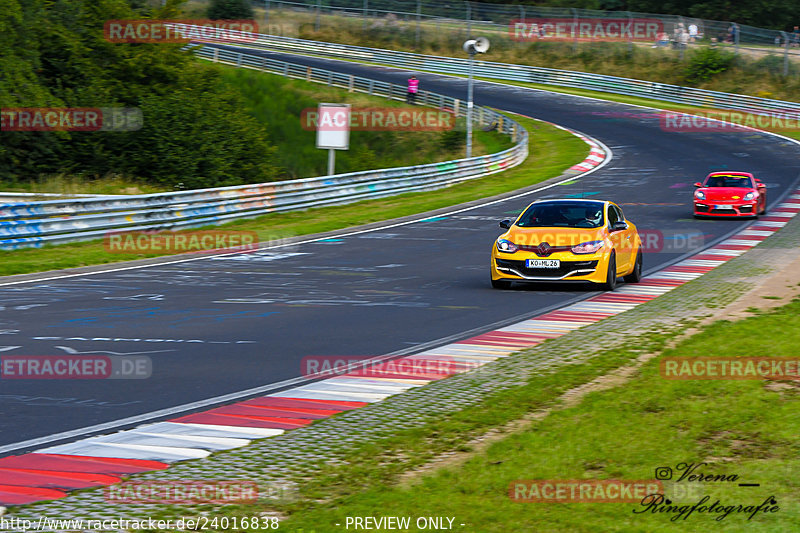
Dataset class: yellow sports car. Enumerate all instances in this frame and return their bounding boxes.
[490,199,642,290]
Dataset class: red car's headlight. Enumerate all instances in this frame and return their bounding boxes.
[743,191,755,201]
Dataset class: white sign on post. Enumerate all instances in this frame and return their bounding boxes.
[316,103,350,176]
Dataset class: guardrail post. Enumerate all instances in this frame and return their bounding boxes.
[511,124,517,143]
[213,48,219,63]
[306,66,312,82]
[348,75,354,92]
[328,71,333,86]
[315,0,321,32]
[237,53,242,67]
[368,79,374,95]
[262,57,267,71]
[498,116,504,132]
[388,84,393,99]
[454,100,460,115]
[283,63,288,77]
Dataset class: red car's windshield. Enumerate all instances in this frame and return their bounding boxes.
[704,175,753,188]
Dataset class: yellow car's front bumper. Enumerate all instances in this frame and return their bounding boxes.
[490,246,612,284]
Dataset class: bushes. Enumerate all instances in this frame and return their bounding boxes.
[684,47,737,84]
[207,0,254,20]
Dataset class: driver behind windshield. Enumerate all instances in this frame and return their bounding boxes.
[517,203,604,228]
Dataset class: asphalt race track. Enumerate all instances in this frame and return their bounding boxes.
[1,46,799,454]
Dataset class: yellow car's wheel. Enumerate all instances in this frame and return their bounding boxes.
[623,250,643,284]
[600,252,617,291]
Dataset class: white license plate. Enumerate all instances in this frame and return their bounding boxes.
[715,204,734,209]
[526,259,560,269]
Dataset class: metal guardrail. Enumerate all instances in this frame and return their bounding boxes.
[0,192,121,202]
[240,32,800,114]
[0,46,528,250]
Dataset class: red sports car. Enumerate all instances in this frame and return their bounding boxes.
[693,172,767,218]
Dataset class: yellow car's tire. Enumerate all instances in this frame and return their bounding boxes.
[600,252,617,291]
[623,250,643,284]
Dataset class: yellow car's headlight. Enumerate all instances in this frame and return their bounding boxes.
[496,238,518,253]
[571,240,604,254]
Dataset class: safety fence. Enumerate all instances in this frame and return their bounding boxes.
[248,0,797,52]
[0,47,528,250]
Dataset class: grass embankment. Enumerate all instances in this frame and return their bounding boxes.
[219,67,510,179]
[271,299,800,532]
[0,114,585,276]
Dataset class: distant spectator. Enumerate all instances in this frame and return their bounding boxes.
[731,23,740,44]
[406,75,419,105]
[672,24,684,49]
[688,23,698,43]
[653,31,670,48]
[679,30,689,50]
[793,26,800,48]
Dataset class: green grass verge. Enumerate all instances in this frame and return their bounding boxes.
[0,176,169,196]
[0,115,586,277]
[273,299,800,532]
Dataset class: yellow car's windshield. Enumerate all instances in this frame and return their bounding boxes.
[517,202,605,229]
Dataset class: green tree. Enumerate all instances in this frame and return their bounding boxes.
[207,0,254,20]
[1,0,281,187]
